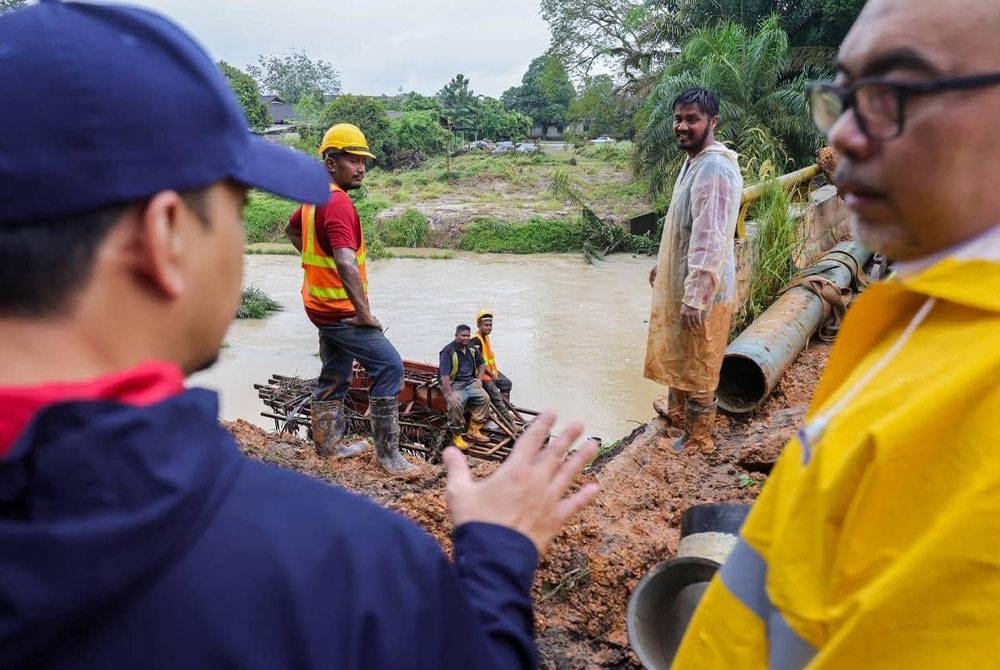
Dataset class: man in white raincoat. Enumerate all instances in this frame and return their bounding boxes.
[645,87,743,454]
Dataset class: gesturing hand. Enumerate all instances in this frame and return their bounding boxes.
[443,410,600,555]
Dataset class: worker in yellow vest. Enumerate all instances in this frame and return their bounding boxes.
[471,309,514,423]
[439,324,492,447]
[286,123,414,476]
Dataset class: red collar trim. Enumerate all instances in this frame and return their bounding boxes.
[0,361,185,456]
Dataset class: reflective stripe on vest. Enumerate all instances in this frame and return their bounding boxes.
[473,334,497,379]
[719,537,817,669]
[300,188,368,315]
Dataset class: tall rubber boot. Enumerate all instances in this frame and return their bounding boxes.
[465,418,491,446]
[311,399,367,459]
[653,388,686,430]
[370,396,417,475]
[685,400,718,455]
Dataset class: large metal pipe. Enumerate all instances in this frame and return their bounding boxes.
[717,241,872,414]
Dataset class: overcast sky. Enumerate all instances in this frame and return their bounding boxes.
[124,0,553,98]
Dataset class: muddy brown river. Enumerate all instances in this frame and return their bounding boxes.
[191,252,661,443]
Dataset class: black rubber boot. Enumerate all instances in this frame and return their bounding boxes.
[685,399,718,455]
[311,399,367,459]
[370,396,417,475]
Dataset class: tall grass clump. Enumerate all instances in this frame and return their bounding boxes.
[237,284,283,319]
[733,169,802,333]
[377,208,429,247]
[459,216,583,253]
[244,191,298,244]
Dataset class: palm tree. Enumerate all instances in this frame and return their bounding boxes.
[632,15,825,199]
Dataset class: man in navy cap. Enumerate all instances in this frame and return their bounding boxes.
[0,2,599,668]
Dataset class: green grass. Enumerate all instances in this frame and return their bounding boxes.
[459,216,583,254]
[386,249,456,260]
[243,191,298,244]
[373,208,430,247]
[237,284,283,319]
[732,176,803,335]
[245,243,298,255]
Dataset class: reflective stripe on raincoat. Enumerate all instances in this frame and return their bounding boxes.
[674,250,1000,669]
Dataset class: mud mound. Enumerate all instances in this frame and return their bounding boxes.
[224,340,829,668]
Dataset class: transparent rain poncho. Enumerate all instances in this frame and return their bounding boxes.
[644,143,743,391]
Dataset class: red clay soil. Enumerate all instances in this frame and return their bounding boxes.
[224,340,830,669]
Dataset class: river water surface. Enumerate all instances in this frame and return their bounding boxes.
[191,252,661,442]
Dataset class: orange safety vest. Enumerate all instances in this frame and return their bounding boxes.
[472,333,498,380]
[300,187,368,318]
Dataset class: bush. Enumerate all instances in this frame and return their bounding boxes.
[459,216,583,253]
[244,191,298,243]
[321,95,396,166]
[576,141,632,167]
[376,208,429,247]
[731,172,802,335]
[391,111,452,158]
[237,284,282,319]
[350,189,392,260]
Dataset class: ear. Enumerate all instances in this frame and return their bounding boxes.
[324,155,338,171]
[138,190,188,299]
[709,115,720,131]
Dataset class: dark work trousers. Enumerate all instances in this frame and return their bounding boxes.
[482,371,513,406]
[314,323,404,400]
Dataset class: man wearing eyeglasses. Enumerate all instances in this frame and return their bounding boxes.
[671,0,1000,667]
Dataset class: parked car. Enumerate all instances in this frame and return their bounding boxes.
[515,142,539,153]
[492,140,516,155]
[590,136,616,144]
[466,140,494,152]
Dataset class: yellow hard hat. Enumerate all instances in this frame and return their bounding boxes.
[476,309,494,323]
[318,123,376,159]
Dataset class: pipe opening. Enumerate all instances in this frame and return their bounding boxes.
[717,354,767,414]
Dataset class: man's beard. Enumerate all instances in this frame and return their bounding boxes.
[676,127,710,153]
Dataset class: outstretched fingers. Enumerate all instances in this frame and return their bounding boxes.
[557,482,601,523]
[443,446,472,491]
[504,409,557,469]
[551,437,599,494]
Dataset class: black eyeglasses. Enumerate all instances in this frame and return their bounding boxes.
[808,72,1000,140]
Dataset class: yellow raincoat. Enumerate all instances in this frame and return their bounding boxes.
[674,251,1000,668]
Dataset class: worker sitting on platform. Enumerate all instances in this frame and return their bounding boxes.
[471,309,514,423]
[439,324,491,447]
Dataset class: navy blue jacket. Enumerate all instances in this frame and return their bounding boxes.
[0,389,538,668]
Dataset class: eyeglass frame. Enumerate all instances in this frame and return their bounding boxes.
[808,71,1000,140]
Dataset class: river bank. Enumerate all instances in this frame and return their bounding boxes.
[243,143,655,257]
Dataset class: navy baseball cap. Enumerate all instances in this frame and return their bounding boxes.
[0,0,330,225]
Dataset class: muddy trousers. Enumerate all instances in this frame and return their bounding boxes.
[314,323,404,401]
[483,373,513,422]
[448,383,491,430]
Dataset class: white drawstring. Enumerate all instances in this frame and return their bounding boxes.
[799,297,937,462]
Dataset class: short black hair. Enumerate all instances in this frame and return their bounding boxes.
[455,324,471,334]
[672,87,720,117]
[0,188,211,317]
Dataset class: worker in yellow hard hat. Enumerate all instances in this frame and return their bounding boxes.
[286,123,416,476]
[471,309,514,423]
